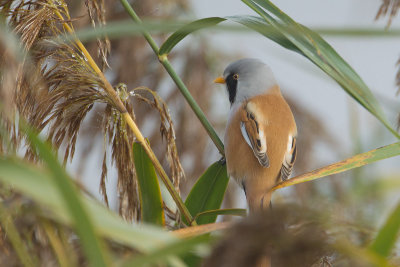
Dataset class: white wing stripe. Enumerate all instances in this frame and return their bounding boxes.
[240,122,253,148]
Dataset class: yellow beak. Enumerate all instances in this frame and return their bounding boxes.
[214,76,226,84]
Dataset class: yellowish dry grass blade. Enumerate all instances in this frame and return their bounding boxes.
[0,202,35,267]
[173,221,232,238]
[271,142,400,192]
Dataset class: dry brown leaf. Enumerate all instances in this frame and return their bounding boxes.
[132,87,185,192]
[173,221,231,238]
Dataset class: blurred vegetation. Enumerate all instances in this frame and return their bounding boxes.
[0,0,399,266]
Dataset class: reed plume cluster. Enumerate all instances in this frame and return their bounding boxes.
[0,0,186,221]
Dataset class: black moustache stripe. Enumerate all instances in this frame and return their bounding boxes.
[226,73,238,105]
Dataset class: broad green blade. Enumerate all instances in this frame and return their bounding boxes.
[369,202,400,257]
[133,142,165,226]
[272,142,400,191]
[194,208,247,222]
[0,156,176,252]
[184,161,229,225]
[23,125,109,267]
[242,0,399,138]
[159,17,226,56]
[158,16,298,56]
[227,15,301,53]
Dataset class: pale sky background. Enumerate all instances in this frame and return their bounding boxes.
[72,0,400,220]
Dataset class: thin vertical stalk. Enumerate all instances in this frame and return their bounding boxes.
[119,0,225,155]
[119,0,160,55]
[0,202,35,267]
[160,58,225,154]
[42,219,74,267]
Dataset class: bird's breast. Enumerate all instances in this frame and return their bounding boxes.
[224,92,296,196]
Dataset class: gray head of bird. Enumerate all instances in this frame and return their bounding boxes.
[214,58,277,106]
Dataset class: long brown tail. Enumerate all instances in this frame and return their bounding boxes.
[247,192,272,213]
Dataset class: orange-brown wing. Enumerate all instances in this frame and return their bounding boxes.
[280,135,297,181]
[239,102,269,167]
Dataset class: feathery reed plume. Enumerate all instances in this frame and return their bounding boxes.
[33,40,107,161]
[13,3,55,51]
[376,0,400,27]
[0,1,109,159]
[0,0,141,219]
[102,83,138,220]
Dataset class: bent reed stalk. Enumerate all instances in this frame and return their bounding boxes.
[51,2,194,224]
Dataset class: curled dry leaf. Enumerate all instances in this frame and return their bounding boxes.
[131,87,185,193]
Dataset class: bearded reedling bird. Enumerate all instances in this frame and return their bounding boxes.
[215,58,297,213]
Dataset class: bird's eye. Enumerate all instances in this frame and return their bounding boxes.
[233,74,239,80]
